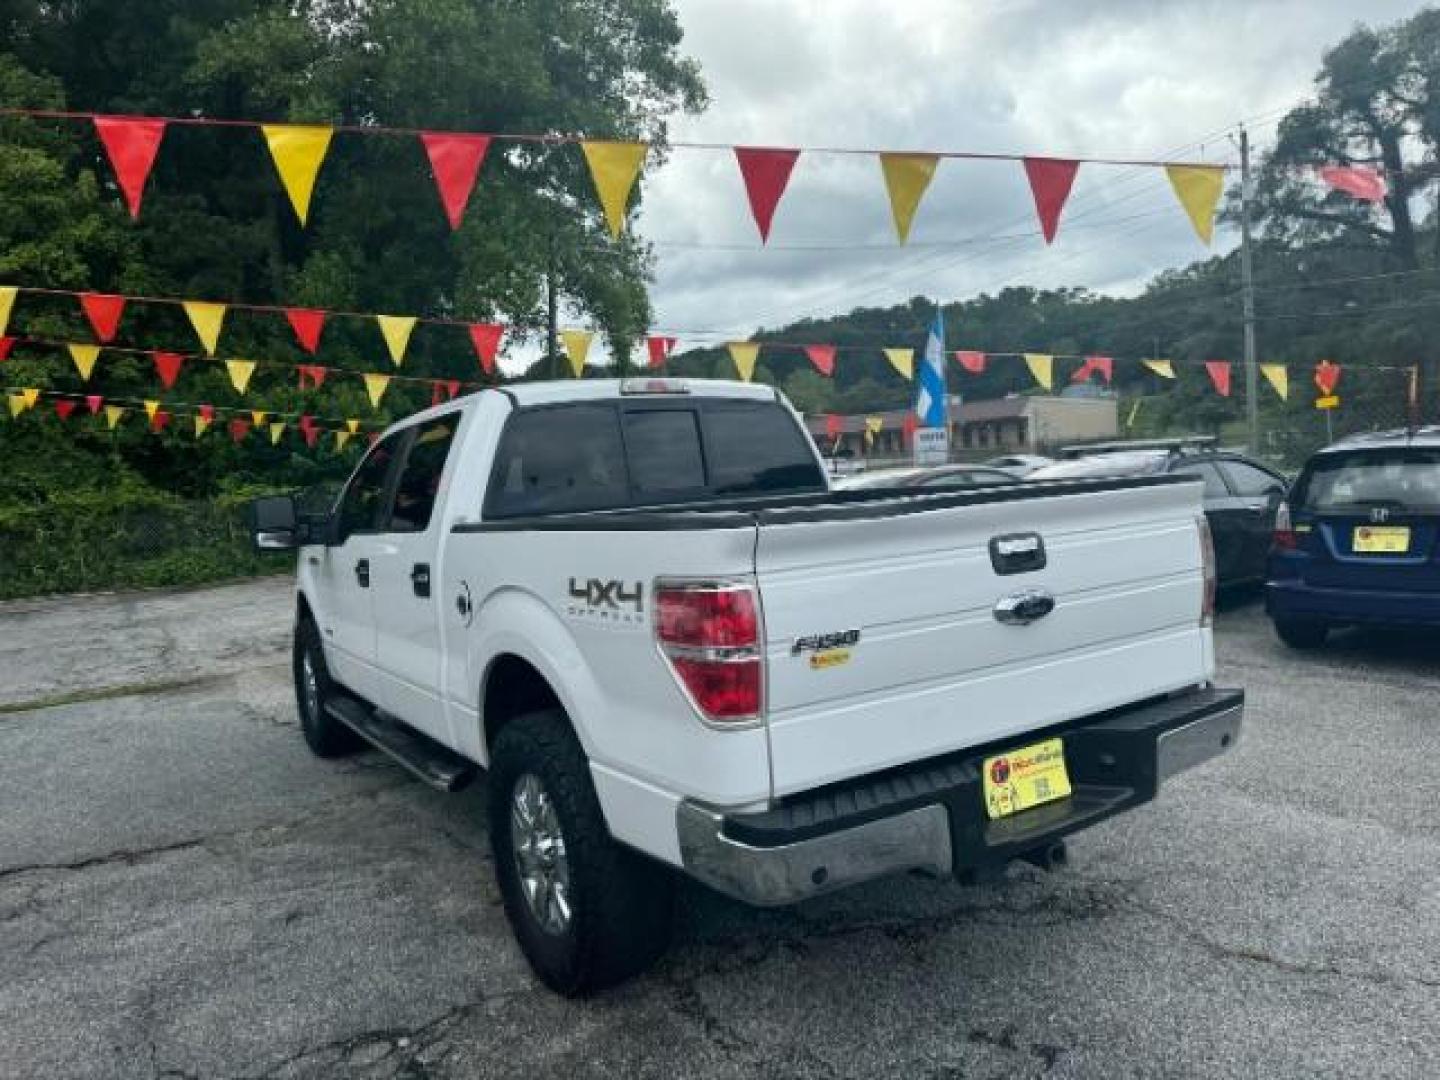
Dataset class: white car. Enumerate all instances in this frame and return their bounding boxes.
[250,378,1241,995]
[985,453,1055,477]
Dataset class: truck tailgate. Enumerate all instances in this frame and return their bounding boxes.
[756,480,1212,796]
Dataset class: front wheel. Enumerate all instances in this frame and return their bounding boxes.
[1274,617,1329,650]
[488,709,674,996]
[293,615,360,757]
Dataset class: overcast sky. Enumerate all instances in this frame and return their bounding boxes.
[615,0,1428,356]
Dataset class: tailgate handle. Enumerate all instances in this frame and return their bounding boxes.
[990,532,1046,575]
[994,589,1055,626]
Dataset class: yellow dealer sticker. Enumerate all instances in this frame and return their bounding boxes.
[808,649,851,670]
[982,738,1072,819]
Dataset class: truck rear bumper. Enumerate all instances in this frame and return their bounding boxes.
[676,686,1243,907]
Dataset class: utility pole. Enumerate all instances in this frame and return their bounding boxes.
[1238,124,1260,453]
[545,234,559,380]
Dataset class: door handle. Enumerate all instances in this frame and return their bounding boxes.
[411,562,431,598]
[354,558,370,588]
[993,589,1056,626]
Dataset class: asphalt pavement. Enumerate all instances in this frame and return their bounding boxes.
[1,578,1436,1079]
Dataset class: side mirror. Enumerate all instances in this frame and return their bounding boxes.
[249,495,300,552]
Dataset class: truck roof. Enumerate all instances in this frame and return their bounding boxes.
[1320,426,1440,453]
[500,378,779,408]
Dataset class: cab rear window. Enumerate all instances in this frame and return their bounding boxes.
[1295,450,1440,513]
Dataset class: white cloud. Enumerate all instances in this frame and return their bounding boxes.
[634,0,1427,347]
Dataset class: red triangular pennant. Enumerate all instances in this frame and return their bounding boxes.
[149,409,171,433]
[646,335,677,369]
[285,308,326,354]
[228,417,252,443]
[54,399,77,420]
[804,344,836,377]
[80,293,126,343]
[420,132,491,230]
[298,414,320,448]
[825,414,842,440]
[430,381,444,408]
[468,323,504,375]
[1022,158,1080,244]
[1318,166,1386,204]
[1071,355,1113,384]
[1315,360,1342,396]
[734,147,800,242]
[152,351,184,390]
[199,403,215,422]
[0,337,14,362]
[444,379,460,400]
[298,363,328,390]
[85,394,103,415]
[954,350,986,374]
[1205,360,1232,397]
[902,413,918,444]
[93,116,167,218]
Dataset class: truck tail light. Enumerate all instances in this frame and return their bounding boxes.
[1272,501,1298,552]
[1197,514,1216,627]
[655,579,762,725]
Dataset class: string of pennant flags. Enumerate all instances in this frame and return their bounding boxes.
[0,107,1390,249]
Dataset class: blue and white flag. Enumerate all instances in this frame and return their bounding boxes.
[915,309,947,427]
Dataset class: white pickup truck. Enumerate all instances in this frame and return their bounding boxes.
[250,378,1242,995]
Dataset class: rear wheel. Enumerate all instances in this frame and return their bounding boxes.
[488,708,674,996]
[1274,617,1329,650]
[293,615,360,757]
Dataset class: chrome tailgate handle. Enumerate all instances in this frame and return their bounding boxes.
[993,589,1056,626]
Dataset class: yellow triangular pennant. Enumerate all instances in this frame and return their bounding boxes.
[7,393,25,418]
[1024,353,1054,390]
[21,387,39,409]
[269,421,286,445]
[143,399,159,420]
[561,330,594,378]
[376,315,417,366]
[1143,359,1176,379]
[0,285,16,337]
[68,343,100,381]
[1260,363,1289,400]
[194,415,212,437]
[580,140,648,239]
[864,416,884,447]
[883,348,914,380]
[335,429,352,451]
[250,410,267,427]
[727,341,760,382]
[105,405,125,429]
[227,359,257,394]
[879,154,939,244]
[182,301,227,356]
[1126,398,1143,429]
[261,124,334,225]
[346,418,360,434]
[1165,165,1225,245]
[363,372,391,409]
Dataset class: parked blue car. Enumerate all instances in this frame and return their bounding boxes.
[1267,428,1440,648]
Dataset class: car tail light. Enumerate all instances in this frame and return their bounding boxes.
[1272,501,1298,552]
[655,579,762,725]
[1197,514,1216,627]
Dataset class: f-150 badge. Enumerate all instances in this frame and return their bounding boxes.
[565,577,645,627]
[791,629,860,655]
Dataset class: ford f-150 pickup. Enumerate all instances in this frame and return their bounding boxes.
[249,377,1243,995]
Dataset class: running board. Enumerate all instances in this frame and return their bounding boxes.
[325,696,478,793]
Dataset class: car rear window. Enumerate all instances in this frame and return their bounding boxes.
[485,398,825,518]
[1295,449,1440,513]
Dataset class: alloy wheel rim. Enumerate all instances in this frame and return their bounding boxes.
[509,772,572,935]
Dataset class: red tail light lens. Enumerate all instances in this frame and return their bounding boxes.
[654,580,762,724]
[1197,514,1216,627]
[1272,501,1297,551]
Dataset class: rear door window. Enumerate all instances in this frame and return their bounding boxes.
[487,404,629,517]
[1220,460,1286,497]
[1296,450,1440,513]
[702,401,826,495]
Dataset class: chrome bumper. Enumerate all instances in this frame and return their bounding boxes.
[677,692,1243,907]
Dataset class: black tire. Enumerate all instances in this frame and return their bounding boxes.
[293,615,361,757]
[488,709,674,996]
[1274,617,1329,650]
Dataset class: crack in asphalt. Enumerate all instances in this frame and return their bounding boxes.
[0,662,290,717]
[0,835,209,882]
